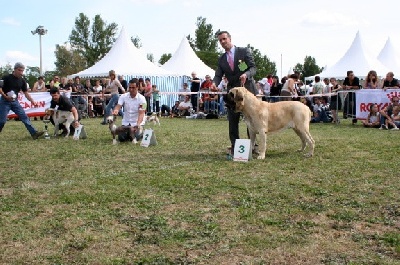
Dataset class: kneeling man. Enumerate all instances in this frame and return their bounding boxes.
[47,88,80,136]
[112,78,146,142]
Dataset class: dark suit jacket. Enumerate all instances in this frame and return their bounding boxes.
[213,46,257,95]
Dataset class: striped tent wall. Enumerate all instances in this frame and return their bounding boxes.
[125,75,192,110]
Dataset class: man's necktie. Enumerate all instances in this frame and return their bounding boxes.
[227,51,234,71]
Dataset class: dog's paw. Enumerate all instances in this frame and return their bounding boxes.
[112,139,118,145]
[256,155,265,160]
[304,153,313,158]
[73,136,79,140]
[132,139,138,145]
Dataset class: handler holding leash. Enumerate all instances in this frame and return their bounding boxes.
[212,31,257,154]
[0,62,44,139]
[112,78,146,142]
[47,88,80,135]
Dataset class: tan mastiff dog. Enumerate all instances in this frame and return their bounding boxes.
[228,87,315,159]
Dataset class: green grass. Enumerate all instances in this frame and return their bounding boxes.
[0,116,399,265]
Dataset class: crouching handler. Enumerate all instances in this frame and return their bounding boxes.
[46,87,80,136]
[112,78,146,143]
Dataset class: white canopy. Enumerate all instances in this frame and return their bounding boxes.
[161,37,215,78]
[377,37,400,74]
[306,31,389,80]
[69,27,174,78]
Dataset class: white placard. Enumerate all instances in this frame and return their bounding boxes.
[72,125,87,140]
[233,139,252,162]
[140,129,157,147]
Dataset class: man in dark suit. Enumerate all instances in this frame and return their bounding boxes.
[213,31,257,154]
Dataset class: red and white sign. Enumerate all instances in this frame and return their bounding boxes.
[355,89,400,119]
[6,92,51,118]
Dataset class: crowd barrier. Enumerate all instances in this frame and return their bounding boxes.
[5,89,400,120]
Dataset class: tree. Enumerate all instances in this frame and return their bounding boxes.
[186,17,219,70]
[54,44,87,77]
[0,63,12,77]
[68,13,118,68]
[247,45,277,81]
[293,56,323,80]
[131,36,142,49]
[158,53,172,65]
[147,53,154,63]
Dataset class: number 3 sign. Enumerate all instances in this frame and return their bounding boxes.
[233,139,252,162]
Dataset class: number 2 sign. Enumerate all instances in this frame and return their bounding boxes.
[140,129,157,147]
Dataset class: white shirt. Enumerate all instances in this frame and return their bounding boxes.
[179,101,192,110]
[117,92,146,126]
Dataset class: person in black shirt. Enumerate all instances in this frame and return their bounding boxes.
[47,88,80,135]
[0,62,44,139]
[189,71,201,111]
[382,72,399,89]
[342,70,360,123]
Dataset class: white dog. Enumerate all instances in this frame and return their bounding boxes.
[228,87,315,159]
[45,108,75,138]
[145,112,160,126]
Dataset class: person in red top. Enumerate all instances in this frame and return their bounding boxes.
[201,75,218,113]
[144,78,152,113]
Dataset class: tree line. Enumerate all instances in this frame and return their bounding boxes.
[1,14,323,84]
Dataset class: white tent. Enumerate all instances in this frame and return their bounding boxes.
[306,31,389,80]
[69,27,174,78]
[161,37,215,78]
[377,37,400,74]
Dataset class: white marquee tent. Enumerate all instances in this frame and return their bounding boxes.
[69,27,174,78]
[306,31,389,80]
[377,37,400,74]
[161,37,215,78]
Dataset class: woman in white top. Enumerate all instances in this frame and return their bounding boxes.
[101,70,125,124]
[32,76,47,92]
[280,74,298,101]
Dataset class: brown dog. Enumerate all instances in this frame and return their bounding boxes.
[228,87,315,159]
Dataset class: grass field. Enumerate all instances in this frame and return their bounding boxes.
[0,116,399,265]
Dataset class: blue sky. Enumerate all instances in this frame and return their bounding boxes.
[1,0,399,78]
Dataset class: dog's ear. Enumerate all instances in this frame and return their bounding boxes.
[233,88,244,103]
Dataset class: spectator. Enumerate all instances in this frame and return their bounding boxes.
[280,74,298,101]
[84,79,96,94]
[391,106,400,129]
[311,97,330,123]
[363,70,381,89]
[217,76,228,115]
[59,77,73,96]
[101,70,125,125]
[178,95,193,116]
[170,100,181,117]
[379,96,399,130]
[32,76,47,92]
[152,84,160,114]
[200,75,216,113]
[329,77,342,124]
[93,79,103,93]
[269,76,282,103]
[118,75,128,92]
[189,71,201,111]
[178,83,190,102]
[323,77,331,94]
[382,72,399,90]
[266,74,273,86]
[72,76,88,119]
[342,70,360,124]
[144,78,152,113]
[138,78,146,95]
[362,104,380,128]
[312,76,324,95]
